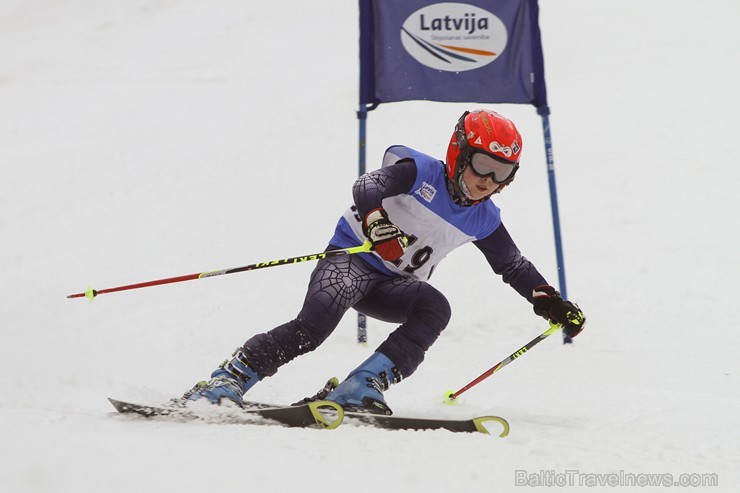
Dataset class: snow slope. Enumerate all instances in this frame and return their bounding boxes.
[1,1,738,492]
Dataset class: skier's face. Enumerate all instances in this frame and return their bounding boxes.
[460,165,498,200]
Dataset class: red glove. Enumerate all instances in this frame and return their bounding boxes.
[532,285,586,338]
[364,208,408,262]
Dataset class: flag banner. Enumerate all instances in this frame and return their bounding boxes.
[359,0,547,107]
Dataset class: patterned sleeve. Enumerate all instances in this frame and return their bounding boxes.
[473,222,548,302]
[352,160,418,218]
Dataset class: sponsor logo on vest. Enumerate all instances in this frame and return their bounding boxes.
[415,182,437,203]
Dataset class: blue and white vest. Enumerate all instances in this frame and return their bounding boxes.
[330,146,501,280]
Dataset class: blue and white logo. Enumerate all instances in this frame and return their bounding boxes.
[401,3,508,72]
[415,182,437,202]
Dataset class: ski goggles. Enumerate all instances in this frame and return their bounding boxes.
[468,152,519,184]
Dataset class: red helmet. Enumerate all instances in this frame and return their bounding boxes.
[445,110,523,195]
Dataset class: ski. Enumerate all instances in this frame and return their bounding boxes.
[108,398,344,429]
[241,399,508,436]
[343,411,509,436]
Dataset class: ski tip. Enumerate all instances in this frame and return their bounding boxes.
[108,397,126,412]
[473,416,510,437]
[307,400,344,429]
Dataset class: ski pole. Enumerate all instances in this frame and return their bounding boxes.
[444,322,561,402]
[67,241,373,301]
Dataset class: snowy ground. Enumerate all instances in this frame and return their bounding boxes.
[1,1,738,492]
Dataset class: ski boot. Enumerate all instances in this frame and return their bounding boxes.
[180,348,260,407]
[324,352,401,415]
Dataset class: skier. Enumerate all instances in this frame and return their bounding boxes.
[182,109,586,414]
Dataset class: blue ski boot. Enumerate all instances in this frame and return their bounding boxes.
[181,348,260,407]
[325,352,401,415]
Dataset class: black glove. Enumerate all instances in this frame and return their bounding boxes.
[532,285,586,338]
[364,208,408,262]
